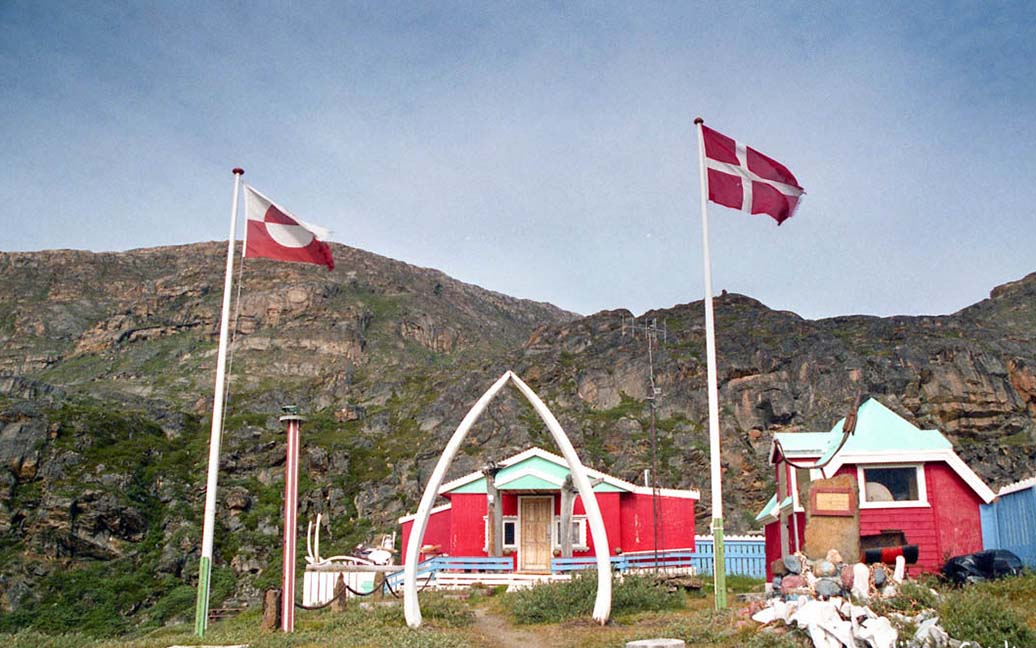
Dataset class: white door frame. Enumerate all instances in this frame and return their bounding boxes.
[403,370,612,627]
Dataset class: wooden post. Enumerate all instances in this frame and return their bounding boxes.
[330,574,347,612]
[560,475,576,558]
[778,462,790,558]
[483,463,502,557]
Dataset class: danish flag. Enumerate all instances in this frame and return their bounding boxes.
[243,186,334,270]
[698,121,805,225]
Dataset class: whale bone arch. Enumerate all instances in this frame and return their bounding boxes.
[403,370,612,627]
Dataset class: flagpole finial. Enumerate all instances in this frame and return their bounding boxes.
[232,168,244,175]
[693,117,704,125]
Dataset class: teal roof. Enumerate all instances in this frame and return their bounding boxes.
[815,398,950,465]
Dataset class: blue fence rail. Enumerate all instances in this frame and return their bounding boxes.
[692,535,766,579]
[552,550,696,573]
[389,536,767,587]
[386,555,512,589]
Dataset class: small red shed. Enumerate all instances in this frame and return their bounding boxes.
[400,447,699,571]
[756,398,995,576]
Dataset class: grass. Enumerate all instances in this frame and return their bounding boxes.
[4,572,1033,648]
[0,603,474,648]
[504,573,685,625]
[937,571,1036,647]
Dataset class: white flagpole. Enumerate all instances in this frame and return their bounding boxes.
[194,167,244,636]
[694,117,727,609]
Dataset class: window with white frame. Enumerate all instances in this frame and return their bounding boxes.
[551,516,588,551]
[482,516,518,551]
[858,465,926,506]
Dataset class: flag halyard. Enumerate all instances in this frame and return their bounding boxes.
[700,124,804,225]
[243,186,334,270]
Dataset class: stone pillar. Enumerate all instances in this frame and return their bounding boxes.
[261,588,282,631]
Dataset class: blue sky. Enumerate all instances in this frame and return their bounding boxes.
[2,2,1034,319]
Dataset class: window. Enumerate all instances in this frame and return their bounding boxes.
[483,516,518,551]
[859,465,926,506]
[552,516,588,551]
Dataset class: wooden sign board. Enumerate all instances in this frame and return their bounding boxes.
[810,487,857,517]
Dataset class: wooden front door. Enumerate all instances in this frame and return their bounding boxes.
[519,496,553,572]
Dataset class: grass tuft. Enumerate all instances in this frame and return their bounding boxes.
[504,573,684,624]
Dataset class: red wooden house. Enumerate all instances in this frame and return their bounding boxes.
[756,398,995,576]
[399,447,699,571]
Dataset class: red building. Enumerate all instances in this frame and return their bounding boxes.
[756,398,995,577]
[400,447,699,571]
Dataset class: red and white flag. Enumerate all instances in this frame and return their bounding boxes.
[699,123,804,225]
[243,186,335,271]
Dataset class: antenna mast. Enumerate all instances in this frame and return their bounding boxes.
[622,315,668,569]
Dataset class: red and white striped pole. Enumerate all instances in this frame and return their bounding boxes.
[280,408,304,632]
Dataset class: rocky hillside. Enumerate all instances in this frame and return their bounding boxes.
[0,243,1033,635]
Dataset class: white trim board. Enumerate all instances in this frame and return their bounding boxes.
[821,449,994,503]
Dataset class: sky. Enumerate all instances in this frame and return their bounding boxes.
[1,1,1034,320]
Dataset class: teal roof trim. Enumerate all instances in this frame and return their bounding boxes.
[755,494,793,522]
[755,494,777,521]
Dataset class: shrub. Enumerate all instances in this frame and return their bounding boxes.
[870,580,940,615]
[505,573,683,624]
[416,593,475,628]
[940,583,1034,648]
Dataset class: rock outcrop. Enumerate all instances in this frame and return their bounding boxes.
[0,244,1032,635]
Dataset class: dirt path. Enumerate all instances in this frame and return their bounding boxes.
[471,608,544,648]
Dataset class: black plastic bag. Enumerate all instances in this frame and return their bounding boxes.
[941,549,1024,585]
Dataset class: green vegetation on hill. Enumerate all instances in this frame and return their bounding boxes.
[1,245,1035,642]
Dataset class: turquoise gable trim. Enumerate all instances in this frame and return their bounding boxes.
[498,474,560,490]
[446,454,629,494]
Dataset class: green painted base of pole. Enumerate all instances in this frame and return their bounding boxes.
[194,555,211,637]
[712,518,727,610]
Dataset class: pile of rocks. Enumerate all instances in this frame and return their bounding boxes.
[771,550,906,601]
[751,551,958,648]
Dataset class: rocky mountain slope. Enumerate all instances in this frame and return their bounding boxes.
[0,243,1033,635]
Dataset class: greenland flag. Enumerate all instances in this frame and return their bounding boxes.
[243,186,334,270]
[698,122,805,225]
